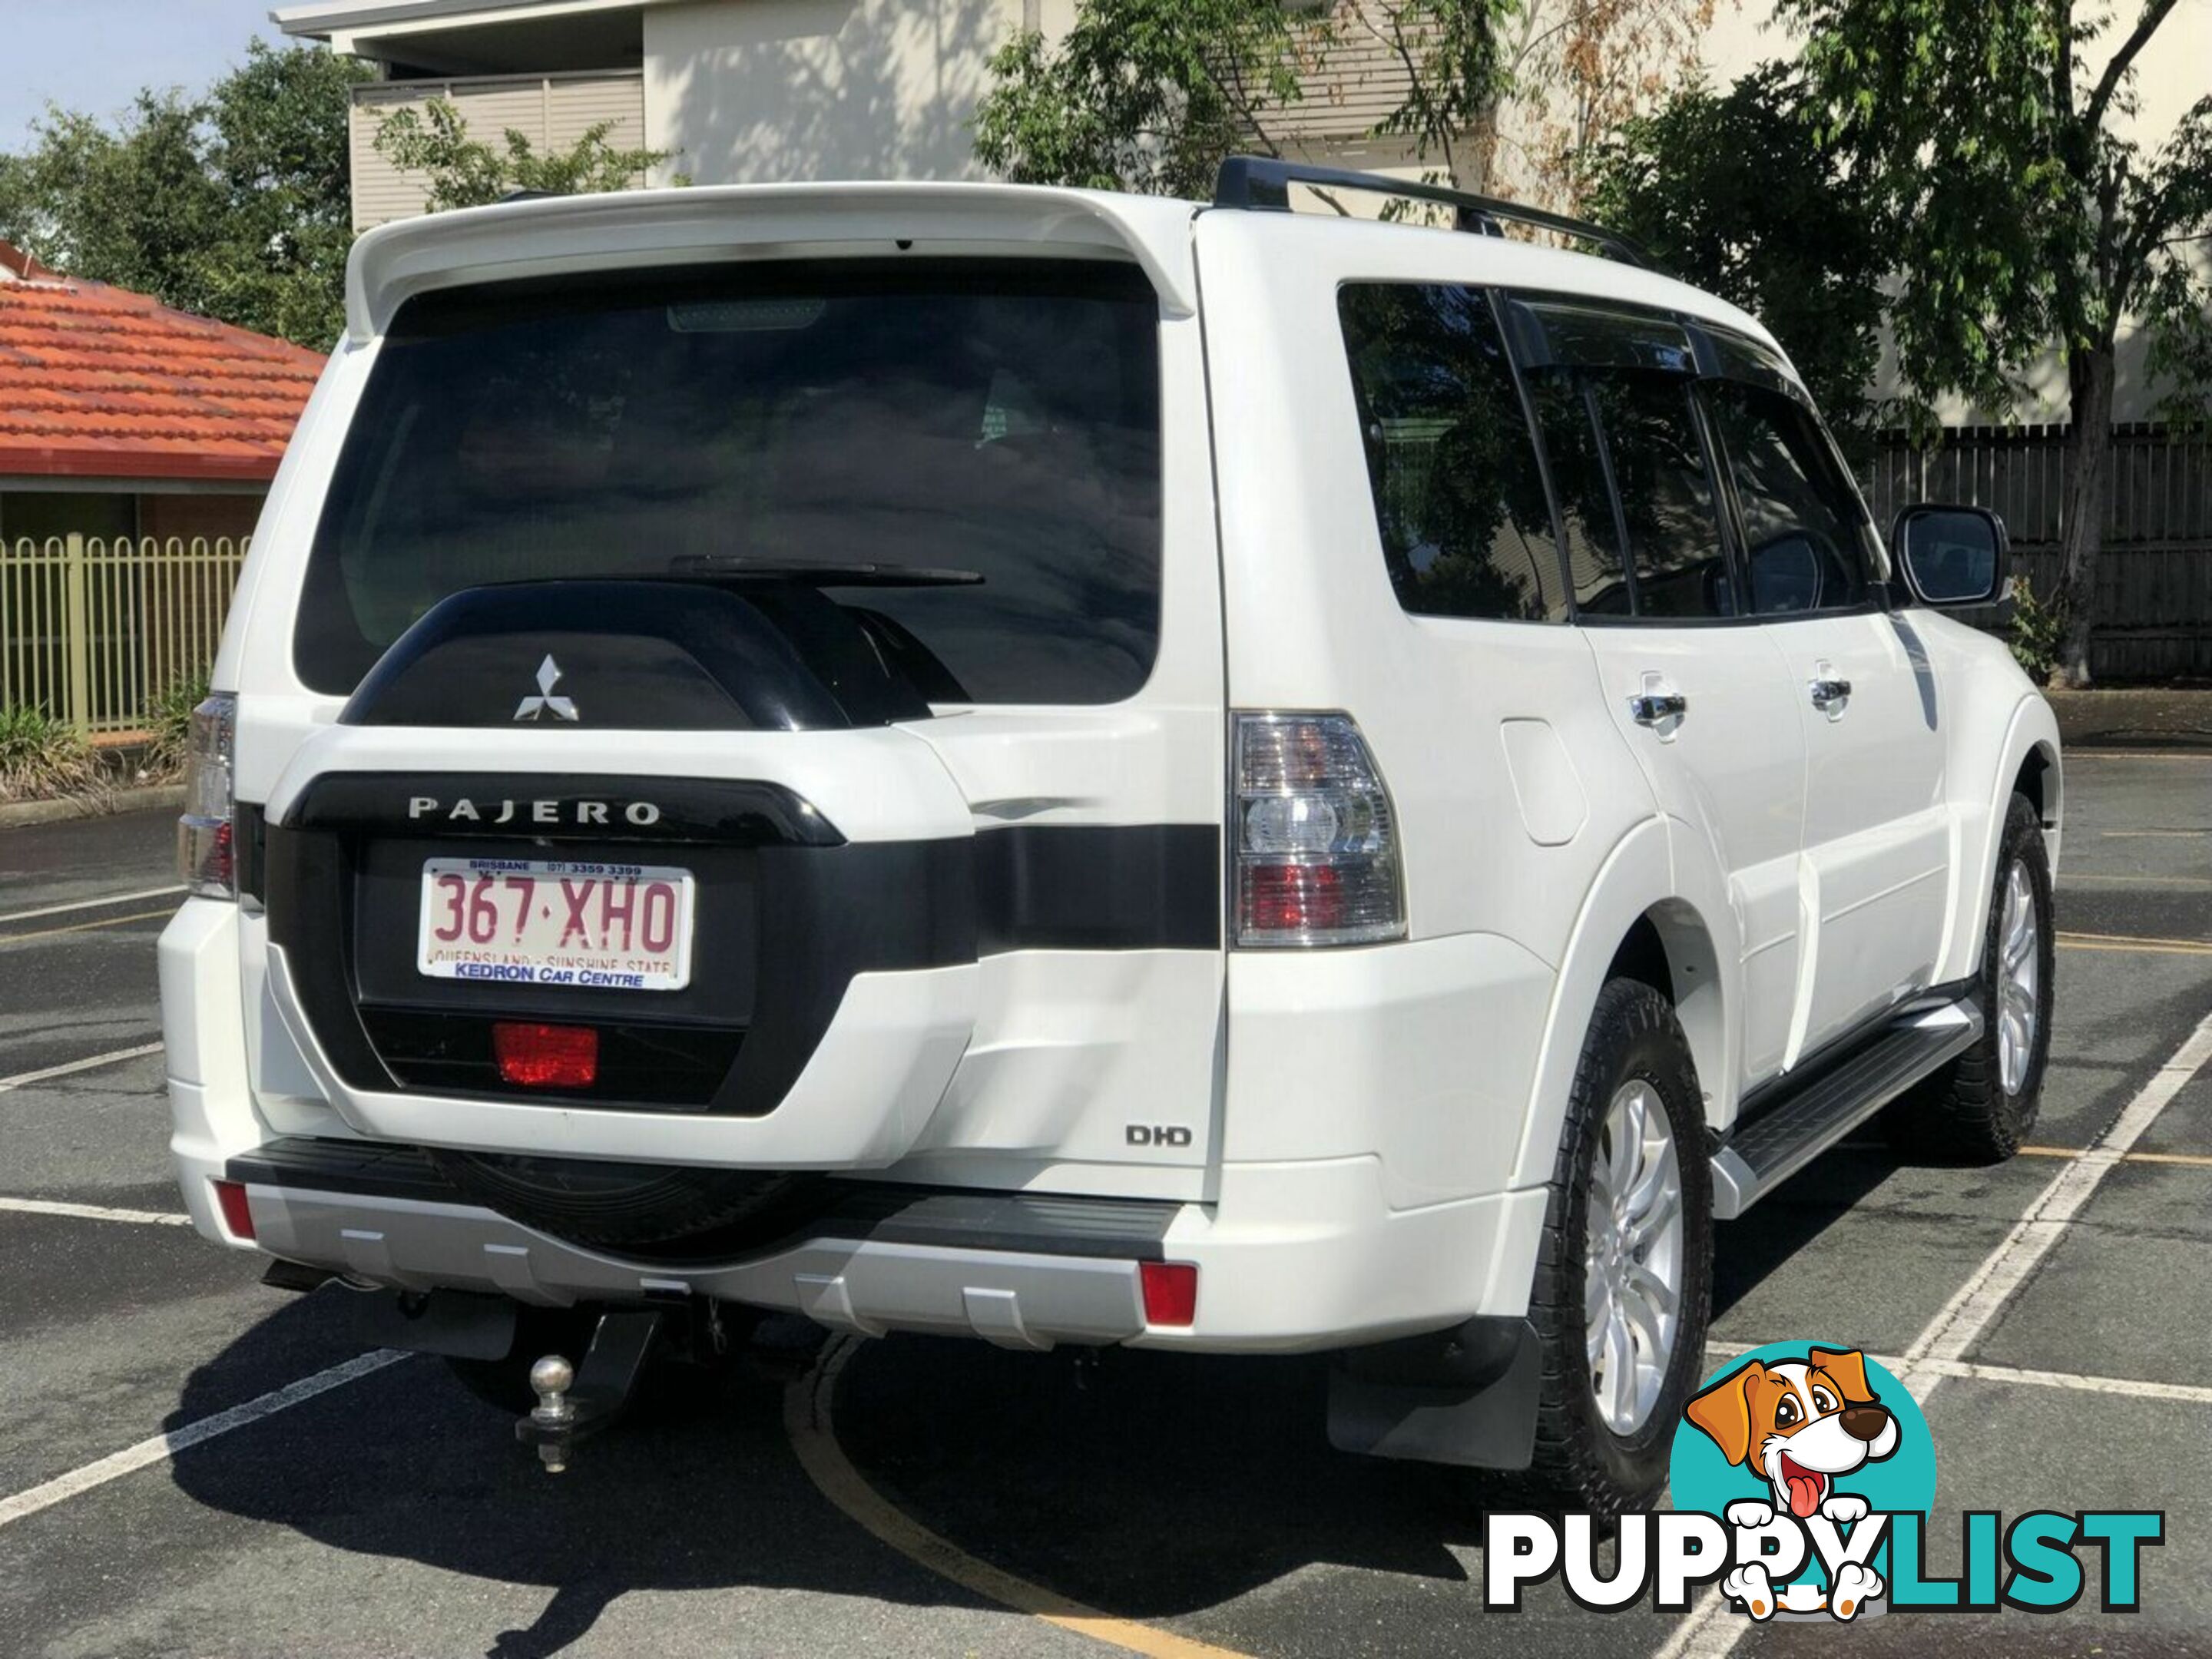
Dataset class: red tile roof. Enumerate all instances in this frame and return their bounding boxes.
[0,241,325,485]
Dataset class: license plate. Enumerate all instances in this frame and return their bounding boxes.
[416,857,694,992]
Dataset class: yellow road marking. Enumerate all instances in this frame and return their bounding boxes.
[2018,1144,2212,1168]
[2057,935,2212,956]
[2068,750,2212,761]
[0,907,177,948]
[785,1339,1257,1659]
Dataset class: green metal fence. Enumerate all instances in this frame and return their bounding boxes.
[0,534,248,737]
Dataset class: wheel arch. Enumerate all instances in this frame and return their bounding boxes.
[1508,817,1740,1190]
[1940,696,2062,984]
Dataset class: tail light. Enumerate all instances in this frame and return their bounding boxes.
[177,694,237,900]
[1233,713,1405,947]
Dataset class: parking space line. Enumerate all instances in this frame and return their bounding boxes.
[0,1041,164,1094]
[1709,1340,2212,1406]
[2058,936,2212,955]
[0,1196,190,1227]
[1661,1003,2212,1659]
[2059,929,2212,950]
[0,885,185,926]
[0,1349,409,1531]
[2067,750,2212,761]
[0,907,178,948]
[786,1339,1257,1659]
[2018,1144,2212,1168]
[1902,1005,2212,1382]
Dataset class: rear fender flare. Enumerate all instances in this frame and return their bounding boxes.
[1508,816,1741,1191]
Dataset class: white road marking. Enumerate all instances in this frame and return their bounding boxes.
[0,1349,410,1531]
[0,886,185,926]
[1660,1004,2212,1659]
[0,1041,164,1094]
[0,1196,190,1227]
[1707,1341,2212,1406]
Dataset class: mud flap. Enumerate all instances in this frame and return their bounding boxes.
[1326,1316,1541,1469]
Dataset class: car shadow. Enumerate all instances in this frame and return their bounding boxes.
[164,1142,1921,1655]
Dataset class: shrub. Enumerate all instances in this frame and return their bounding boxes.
[2008,576,2065,686]
[0,706,103,803]
[143,672,211,778]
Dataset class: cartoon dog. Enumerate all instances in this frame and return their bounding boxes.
[1685,1348,1900,1621]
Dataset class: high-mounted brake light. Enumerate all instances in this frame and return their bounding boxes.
[1233,714,1405,947]
[177,694,238,899]
[493,1022,600,1089]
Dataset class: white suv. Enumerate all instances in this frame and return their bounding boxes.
[161,159,2059,1510]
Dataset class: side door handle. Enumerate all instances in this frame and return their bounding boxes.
[1628,691,1688,726]
[1810,677,1853,710]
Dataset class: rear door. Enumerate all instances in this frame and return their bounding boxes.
[1700,357,1949,1057]
[1511,300,1807,1088]
[251,250,1226,1198]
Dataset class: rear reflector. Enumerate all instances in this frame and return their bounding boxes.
[1140,1260,1198,1327]
[211,1178,256,1241]
[492,1022,600,1089]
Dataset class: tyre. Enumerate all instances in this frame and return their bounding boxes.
[1889,790,2054,1162]
[1521,977,1714,1515]
[426,1151,830,1256]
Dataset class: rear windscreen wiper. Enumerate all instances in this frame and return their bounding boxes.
[668,556,984,588]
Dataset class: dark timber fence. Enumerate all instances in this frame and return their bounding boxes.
[1861,423,2212,680]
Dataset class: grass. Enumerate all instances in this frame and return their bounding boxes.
[0,706,105,805]
[141,672,210,780]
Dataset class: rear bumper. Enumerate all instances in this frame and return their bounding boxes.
[186,1134,1546,1354]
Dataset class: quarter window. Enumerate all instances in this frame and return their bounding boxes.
[1703,380,1876,615]
[1338,283,1566,623]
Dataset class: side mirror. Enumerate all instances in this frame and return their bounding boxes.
[1892,503,2008,608]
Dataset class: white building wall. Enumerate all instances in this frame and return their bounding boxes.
[642,0,1028,186]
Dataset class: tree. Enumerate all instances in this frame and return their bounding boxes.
[0,41,369,346]
[1585,64,1890,450]
[1776,0,2212,686]
[372,100,674,214]
[972,0,1712,206]
[972,0,1517,200]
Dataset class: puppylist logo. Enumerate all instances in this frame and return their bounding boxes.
[1483,1341,2165,1621]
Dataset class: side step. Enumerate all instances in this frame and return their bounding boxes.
[1710,995,1983,1220]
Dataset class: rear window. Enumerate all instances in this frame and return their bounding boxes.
[296,260,1164,704]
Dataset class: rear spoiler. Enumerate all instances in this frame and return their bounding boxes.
[343,181,1201,342]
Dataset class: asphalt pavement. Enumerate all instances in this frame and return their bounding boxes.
[1,753,2209,1659]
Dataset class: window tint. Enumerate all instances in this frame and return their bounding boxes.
[1703,380,1876,616]
[1587,370,1734,619]
[296,261,1163,704]
[1338,283,1566,623]
[1524,373,1631,615]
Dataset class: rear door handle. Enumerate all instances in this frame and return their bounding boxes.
[1628,692,1688,726]
[1810,677,1853,710]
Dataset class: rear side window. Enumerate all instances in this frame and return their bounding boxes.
[1337,284,1565,623]
[1702,380,1876,615]
[296,260,1163,704]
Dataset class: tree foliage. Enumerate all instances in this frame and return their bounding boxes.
[1773,0,2212,682]
[1585,64,1889,449]
[0,41,370,346]
[973,0,1712,204]
[973,0,1516,200]
[372,100,675,213]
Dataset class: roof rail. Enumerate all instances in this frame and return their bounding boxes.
[1211,156,1659,272]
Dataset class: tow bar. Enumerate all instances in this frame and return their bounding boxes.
[515,1308,664,1473]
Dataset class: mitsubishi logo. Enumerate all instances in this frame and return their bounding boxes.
[513,654,579,722]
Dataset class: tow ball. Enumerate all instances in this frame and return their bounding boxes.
[513,1308,664,1474]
